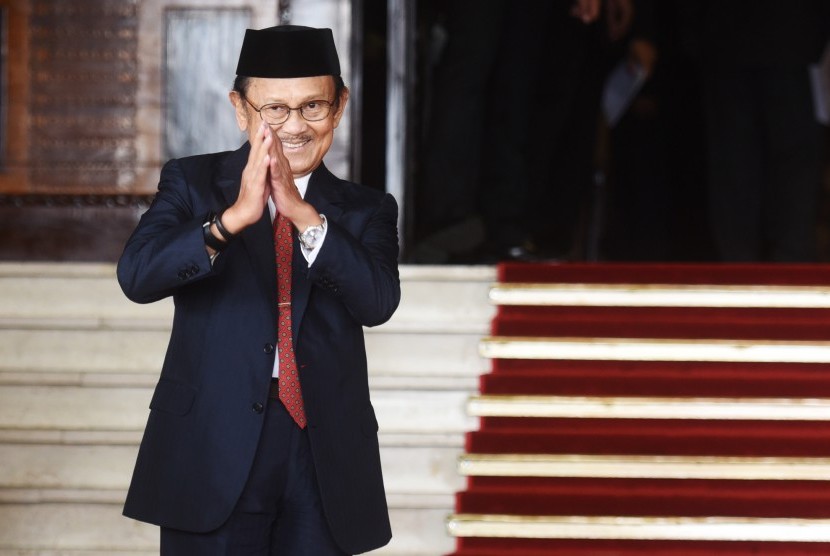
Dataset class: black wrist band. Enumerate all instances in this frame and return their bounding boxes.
[203,220,227,252]
[213,210,236,242]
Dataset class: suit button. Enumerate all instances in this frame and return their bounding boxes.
[263,343,275,354]
[252,402,264,414]
[177,271,188,281]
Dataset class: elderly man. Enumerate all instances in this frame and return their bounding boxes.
[117,25,400,555]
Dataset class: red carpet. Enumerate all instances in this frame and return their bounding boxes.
[453,538,830,556]
[467,419,830,456]
[449,263,830,555]
[493,305,830,341]
[497,262,830,285]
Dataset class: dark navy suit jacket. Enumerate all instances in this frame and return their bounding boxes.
[117,143,399,554]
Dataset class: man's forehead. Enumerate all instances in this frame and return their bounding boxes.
[247,75,336,99]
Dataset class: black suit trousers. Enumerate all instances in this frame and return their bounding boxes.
[160,397,348,556]
[704,65,823,262]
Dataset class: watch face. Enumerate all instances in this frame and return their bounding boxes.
[301,226,322,248]
[300,216,326,249]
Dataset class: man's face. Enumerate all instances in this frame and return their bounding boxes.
[231,75,347,178]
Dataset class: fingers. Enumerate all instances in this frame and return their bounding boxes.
[271,142,292,182]
[265,131,305,219]
[249,121,271,162]
[227,122,272,229]
[243,125,272,192]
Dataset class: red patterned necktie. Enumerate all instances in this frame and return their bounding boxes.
[274,213,307,428]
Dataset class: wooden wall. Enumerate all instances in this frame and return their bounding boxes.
[0,0,148,261]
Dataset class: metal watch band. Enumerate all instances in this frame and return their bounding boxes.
[298,214,327,249]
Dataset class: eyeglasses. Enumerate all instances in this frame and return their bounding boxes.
[243,97,334,125]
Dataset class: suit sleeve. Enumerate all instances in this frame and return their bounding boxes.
[117,159,215,304]
[307,193,401,327]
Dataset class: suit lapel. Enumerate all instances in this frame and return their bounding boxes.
[303,163,346,221]
[290,163,345,342]
[216,144,279,325]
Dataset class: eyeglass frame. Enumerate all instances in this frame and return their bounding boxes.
[242,96,336,125]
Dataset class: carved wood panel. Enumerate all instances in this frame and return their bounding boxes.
[27,0,138,193]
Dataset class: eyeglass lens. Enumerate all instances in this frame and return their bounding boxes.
[259,101,331,124]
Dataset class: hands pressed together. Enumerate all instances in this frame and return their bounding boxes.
[219,121,321,236]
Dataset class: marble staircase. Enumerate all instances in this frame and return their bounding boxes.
[0,262,495,555]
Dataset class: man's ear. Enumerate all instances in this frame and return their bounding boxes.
[229,91,249,132]
[331,86,350,129]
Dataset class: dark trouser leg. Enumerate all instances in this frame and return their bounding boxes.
[161,398,346,556]
[761,66,822,262]
[704,68,764,261]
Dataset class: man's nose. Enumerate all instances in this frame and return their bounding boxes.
[279,109,308,133]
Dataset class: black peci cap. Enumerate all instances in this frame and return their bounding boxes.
[235,25,341,78]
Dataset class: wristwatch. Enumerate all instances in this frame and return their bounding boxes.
[298,214,327,250]
[203,217,227,252]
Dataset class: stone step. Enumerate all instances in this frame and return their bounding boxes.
[0,548,446,556]
[0,263,493,382]
[0,427,464,448]
[0,370,479,391]
[0,502,454,555]
[0,551,157,556]
[0,329,167,376]
[446,513,830,543]
[0,443,460,555]
[458,453,830,481]
[0,263,496,333]
[489,282,830,308]
[0,443,465,497]
[467,394,830,421]
[0,263,491,556]
[480,336,830,363]
[0,503,156,553]
[0,327,488,380]
[0,385,476,435]
[0,445,133,491]
[387,265,495,333]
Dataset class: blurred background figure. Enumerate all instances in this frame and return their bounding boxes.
[601,0,713,262]
[692,0,830,262]
[476,0,607,262]
[411,0,602,263]
[410,0,508,263]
